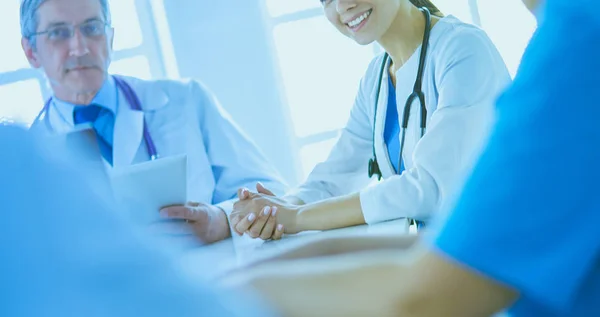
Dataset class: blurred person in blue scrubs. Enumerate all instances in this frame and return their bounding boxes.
[228,0,600,316]
[0,124,274,317]
[19,0,286,243]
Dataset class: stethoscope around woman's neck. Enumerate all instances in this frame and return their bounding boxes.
[368,6,432,181]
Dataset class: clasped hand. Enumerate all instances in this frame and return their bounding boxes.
[231,183,300,240]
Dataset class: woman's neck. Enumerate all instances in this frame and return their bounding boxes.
[378,5,439,76]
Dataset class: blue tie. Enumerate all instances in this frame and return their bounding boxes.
[384,76,405,174]
[73,105,115,165]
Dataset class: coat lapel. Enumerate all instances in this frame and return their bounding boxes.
[374,57,397,178]
[112,76,170,167]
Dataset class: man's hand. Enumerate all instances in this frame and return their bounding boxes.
[158,202,231,243]
[231,183,299,239]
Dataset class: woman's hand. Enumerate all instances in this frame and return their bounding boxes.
[231,183,301,240]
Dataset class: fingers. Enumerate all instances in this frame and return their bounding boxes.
[232,206,284,240]
[247,206,271,238]
[229,214,241,233]
[160,205,193,220]
[259,207,278,240]
[272,223,284,240]
[237,187,250,200]
[256,182,275,196]
[234,212,257,236]
[159,203,215,224]
[187,201,201,207]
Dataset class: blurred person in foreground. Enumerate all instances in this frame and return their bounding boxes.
[0,124,274,317]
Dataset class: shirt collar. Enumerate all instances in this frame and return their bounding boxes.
[52,76,119,127]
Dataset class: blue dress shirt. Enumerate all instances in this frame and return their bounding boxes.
[54,77,118,164]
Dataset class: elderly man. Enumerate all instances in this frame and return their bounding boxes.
[20,0,286,243]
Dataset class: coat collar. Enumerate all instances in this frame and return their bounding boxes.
[116,75,170,111]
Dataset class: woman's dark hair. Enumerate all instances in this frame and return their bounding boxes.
[409,0,444,17]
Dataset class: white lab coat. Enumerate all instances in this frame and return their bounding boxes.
[30,76,287,214]
[289,16,512,226]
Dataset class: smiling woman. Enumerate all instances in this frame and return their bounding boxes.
[234,2,600,316]
[267,0,534,182]
[233,0,511,241]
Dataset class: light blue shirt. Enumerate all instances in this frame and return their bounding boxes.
[53,76,119,128]
[53,76,118,154]
[434,0,600,316]
[0,125,275,317]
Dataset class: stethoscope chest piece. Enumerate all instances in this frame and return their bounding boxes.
[368,158,382,180]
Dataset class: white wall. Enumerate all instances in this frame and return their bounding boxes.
[163,0,301,185]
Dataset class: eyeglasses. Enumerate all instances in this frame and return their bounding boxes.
[29,20,110,43]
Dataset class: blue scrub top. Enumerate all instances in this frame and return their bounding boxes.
[384,75,402,174]
[434,1,600,316]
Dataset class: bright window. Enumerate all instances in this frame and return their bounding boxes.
[268,4,378,178]
[477,0,537,76]
[299,136,340,177]
[0,80,43,124]
[110,56,152,80]
[0,1,30,72]
[265,0,320,17]
[273,15,375,138]
[110,0,144,51]
[434,0,474,23]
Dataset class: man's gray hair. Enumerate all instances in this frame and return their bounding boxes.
[20,0,111,46]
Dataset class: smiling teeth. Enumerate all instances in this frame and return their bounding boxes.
[348,11,371,27]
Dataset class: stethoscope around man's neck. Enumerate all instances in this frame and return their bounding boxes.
[36,75,160,161]
[368,6,432,181]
